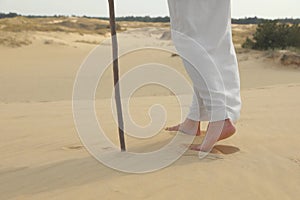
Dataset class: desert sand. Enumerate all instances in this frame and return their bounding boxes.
[1,21,300,199]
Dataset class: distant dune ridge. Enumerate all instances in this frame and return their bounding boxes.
[0,16,299,69]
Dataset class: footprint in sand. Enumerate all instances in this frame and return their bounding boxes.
[12,115,27,119]
[62,145,114,151]
[289,158,300,167]
[62,145,84,150]
[183,144,240,160]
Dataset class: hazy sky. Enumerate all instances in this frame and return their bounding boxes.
[0,0,299,19]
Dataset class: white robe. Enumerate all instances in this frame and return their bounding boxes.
[167,0,241,122]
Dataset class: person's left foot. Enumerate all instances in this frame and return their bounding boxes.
[190,119,236,152]
[165,118,201,136]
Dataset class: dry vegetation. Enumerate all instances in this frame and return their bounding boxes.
[0,16,111,34]
[118,21,169,29]
[0,16,112,47]
[0,16,170,47]
[231,24,257,48]
[0,32,32,47]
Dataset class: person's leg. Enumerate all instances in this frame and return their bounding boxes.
[167,0,241,150]
[165,86,209,136]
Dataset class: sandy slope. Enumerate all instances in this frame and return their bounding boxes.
[1,28,300,199]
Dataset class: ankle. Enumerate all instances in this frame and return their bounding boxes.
[208,119,236,130]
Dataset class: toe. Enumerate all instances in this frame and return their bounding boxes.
[165,124,180,131]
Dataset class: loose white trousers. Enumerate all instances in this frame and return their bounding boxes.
[167,0,241,122]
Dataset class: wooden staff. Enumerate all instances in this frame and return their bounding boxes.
[108,0,126,151]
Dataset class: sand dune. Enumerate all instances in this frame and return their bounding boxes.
[1,26,300,199]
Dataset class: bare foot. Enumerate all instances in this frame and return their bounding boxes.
[217,119,236,141]
[165,118,201,136]
[190,119,236,152]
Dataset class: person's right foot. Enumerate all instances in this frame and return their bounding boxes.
[190,119,236,152]
[165,118,201,136]
[216,119,236,141]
